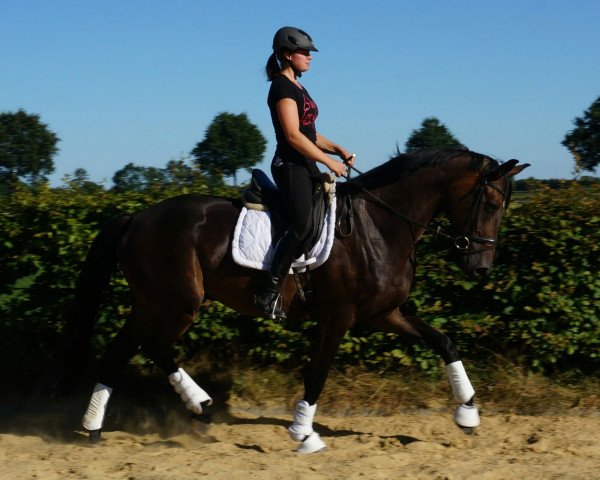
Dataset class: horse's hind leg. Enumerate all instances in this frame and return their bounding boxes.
[126,278,214,419]
[140,322,213,419]
[82,319,140,442]
[367,308,480,432]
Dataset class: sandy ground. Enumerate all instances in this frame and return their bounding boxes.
[1,392,599,480]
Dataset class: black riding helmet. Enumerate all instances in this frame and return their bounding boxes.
[272,26,318,53]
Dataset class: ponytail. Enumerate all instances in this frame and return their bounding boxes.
[265,52,281,81]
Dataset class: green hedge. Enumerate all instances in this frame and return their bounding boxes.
[1,181,598,383]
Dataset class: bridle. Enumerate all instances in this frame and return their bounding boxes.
[339,164,511,252]
[453,176,511,251]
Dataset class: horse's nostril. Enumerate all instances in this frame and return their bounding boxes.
[474,267,490,277]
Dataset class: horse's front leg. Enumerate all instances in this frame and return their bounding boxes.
[367,308,480,433]
[289,313,354,453]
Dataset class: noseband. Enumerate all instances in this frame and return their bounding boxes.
[341,165,510,252]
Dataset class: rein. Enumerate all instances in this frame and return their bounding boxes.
[339,163,508,251]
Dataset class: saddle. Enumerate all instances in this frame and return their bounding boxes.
[241,169,282,212]
[241,169,335,255]
[234,170,337,307]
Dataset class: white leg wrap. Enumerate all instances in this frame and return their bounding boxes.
[82,383,113,431]
[288,400,317,441]
[297,431,326,454]
[454,403,481,428]
[445,360,475,404]
[168,368,213,415]
[288,400,326,453]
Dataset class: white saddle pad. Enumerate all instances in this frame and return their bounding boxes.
[231,185,336,272]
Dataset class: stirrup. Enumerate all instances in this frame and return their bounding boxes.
[266,293,287,320]
[254,292,287,320]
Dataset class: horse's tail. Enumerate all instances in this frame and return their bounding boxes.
[56,213,131,392]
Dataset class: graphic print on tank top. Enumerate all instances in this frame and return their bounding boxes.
[301,94,318,127]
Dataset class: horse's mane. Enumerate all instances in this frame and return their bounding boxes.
[340,147,498,194]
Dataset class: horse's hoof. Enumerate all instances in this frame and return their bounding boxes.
[194,400,213,423]
[296,432,326,454]
[191,415,211,433]
[458,425,476,435]
[88,429,102,444]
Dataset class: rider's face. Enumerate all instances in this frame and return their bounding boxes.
[288,49,312,73]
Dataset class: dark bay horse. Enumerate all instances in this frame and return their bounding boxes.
[63,147,528,452]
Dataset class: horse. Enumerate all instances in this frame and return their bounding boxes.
[61,147,529,453]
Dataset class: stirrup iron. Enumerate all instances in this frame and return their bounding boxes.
[267,293,286,320]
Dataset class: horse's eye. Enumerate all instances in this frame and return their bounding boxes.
[484,202,500,214]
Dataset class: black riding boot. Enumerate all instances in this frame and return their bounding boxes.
[253,228,301,320]
[253,272,287,320]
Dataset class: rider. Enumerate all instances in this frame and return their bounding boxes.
[253,26,355,319]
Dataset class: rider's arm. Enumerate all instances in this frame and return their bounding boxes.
[276,98,346,176]
[315,133,353,165]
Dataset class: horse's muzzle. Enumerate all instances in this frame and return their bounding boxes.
[472,266,490,277]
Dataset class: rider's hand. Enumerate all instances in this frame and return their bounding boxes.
[328,159,347,177]
[337,148,354,165]
[344,153,356,167]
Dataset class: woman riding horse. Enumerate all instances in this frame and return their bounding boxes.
[62,145,528,452]
[254,26,355,320]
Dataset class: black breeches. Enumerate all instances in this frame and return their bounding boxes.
[269,161,317,276]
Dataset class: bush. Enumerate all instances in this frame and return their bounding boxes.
[0,180,598,385]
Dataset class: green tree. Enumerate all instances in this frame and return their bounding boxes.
[562,96,600,173]
[112,163,167,192]
[63,168,104,194]
[0,109,59,188]
[404,117,464,152]
[111,158,206,192]
[191,112,266,186]
[162,158,204,188]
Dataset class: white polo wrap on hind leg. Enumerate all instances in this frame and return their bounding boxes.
[445,360,475,404]
[82,383,113,431]
[168,367,213,415]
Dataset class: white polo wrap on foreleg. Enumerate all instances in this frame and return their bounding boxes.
[454,403,481,427]
[168,367,213,415]
[445,360,475,404]
[288,400,317,441]
[82,383,113,431]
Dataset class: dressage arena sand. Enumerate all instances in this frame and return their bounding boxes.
[1,369,599,480]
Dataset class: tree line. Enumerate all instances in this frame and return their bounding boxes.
[1,96,599,195]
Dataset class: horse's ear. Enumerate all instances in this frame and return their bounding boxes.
[488,159,530,181]
[507,162,530,178]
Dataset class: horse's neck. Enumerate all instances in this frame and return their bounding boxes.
[371,173,445,229]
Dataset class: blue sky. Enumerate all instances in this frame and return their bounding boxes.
[2,0,599,186]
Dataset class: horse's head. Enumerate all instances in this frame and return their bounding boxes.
[444,158,530,277]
